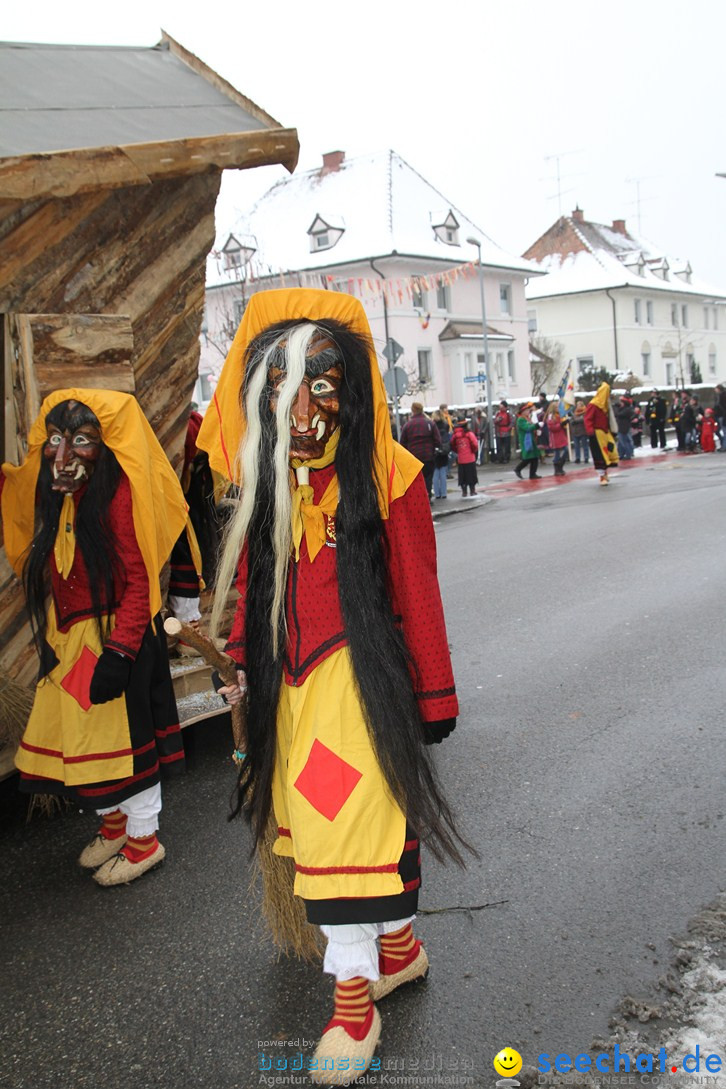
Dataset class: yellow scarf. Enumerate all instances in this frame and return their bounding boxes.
[53,494,77,579]
[2,388,188,618]
[195,288,421,521]
[290,430,340,561]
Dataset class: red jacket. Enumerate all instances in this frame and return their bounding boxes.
[226,465,458,724]
[51,475,150,660]
[546,414,569,449]
[451,428,478,464]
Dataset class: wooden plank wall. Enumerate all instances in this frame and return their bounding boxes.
[0,171,221,683]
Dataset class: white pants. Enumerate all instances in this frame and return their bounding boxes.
[320,916,414,981]
[96,782,162,838]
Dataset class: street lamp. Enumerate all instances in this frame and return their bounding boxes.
[466,236,494,461]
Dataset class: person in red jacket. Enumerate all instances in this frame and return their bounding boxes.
[451,417,479,497]
[584,383,619,486]
[197,288,465,1085]
[0,390,187,885]
[544,403,570,476]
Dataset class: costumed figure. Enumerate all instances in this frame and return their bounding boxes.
[0,390,187,886]
[513,403,542,480]
[197,289,464,1086]
[584,382,619,486]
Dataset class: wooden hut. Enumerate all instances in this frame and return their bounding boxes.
[0,32,299,697]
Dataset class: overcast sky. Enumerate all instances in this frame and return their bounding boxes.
[4,0,724,284]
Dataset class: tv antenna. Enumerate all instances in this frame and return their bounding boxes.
[543,150,585,215]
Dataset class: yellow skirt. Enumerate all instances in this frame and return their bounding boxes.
[271,647,407,902]
[16,610,132,786]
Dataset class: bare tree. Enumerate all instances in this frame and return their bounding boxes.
[530,335,564,394]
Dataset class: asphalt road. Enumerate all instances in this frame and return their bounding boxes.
[1,452,725,1089]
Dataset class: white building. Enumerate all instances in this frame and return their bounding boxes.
[524,208,726,389]
[200,150,541,411]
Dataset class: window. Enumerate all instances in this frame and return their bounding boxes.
[499,283,512,315]
[709,348,717,375]
[507,350,516,382]
[224,250,242,271]
[412,281,426,309]
[195,373,213,404]
[682,305,689,328]
[527,309,538,333]
[436,282,450,310]
[634,298,642,324]
[495,353,504,382]
[233,299,245,325]
[671,303,678,327]
[417,349,432,384]
[641,352,651,377]
[464,351,476,377]
[432,210,460,246]
[665,362,674,384]
[307,214,345,253]
[704,306,710,330]
[646,300,653,325]
[576,356,594,376]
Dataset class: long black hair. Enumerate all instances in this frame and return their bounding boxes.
[23,400,124,657]
[230,319,467,865]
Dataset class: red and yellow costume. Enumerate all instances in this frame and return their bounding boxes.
[1,389,187,808]
[198,289,459,924]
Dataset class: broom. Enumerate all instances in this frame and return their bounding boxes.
[163,617,323,961]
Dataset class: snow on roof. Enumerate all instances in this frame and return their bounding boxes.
[526,213,726,301]
[208,149,538,287]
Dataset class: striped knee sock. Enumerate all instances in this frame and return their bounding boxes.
[324,977,374,1041]
[99,809,127,841]
[379,923,421,976]
[120,833,159,864]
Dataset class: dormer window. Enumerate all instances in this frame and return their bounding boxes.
[647,257,670,281]
[674,262,692,284]
[221,233,257,273]
[308,214,345,253]
[619,251,646,278]
[432,210,460,246]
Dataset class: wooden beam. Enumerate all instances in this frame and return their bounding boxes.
[6,313,135,446]
[160,31,286,132]
[0,129,300,201]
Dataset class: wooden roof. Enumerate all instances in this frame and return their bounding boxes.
[0,32,299,199]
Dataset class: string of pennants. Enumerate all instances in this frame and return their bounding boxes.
[230,261,481,305]
[212,251,480,306]
[320,261,479,305]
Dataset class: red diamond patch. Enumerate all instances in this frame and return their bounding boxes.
[293,739,362,821]
[60,646,98,711]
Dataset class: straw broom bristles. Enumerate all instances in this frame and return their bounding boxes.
[252,812,325,963]
[0,668,33,750]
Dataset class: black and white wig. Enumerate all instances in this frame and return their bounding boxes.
[215,318,465,866]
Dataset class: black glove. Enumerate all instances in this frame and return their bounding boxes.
[423,718,456,745]
[89,649,132,705]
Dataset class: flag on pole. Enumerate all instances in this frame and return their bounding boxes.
[564,369,576,412]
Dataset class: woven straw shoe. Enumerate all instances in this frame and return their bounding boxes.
[78,833,128,869]
[369,945,429,1001]
[310,1006,381,1086]
[93,842,165,886]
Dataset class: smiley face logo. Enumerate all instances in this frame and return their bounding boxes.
[493,1048,523,1078]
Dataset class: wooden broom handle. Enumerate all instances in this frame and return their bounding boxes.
[163,617,246,752]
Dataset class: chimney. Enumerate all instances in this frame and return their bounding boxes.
[321,150,345,174]
[572,206,584,223]
[611,218,627,235]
